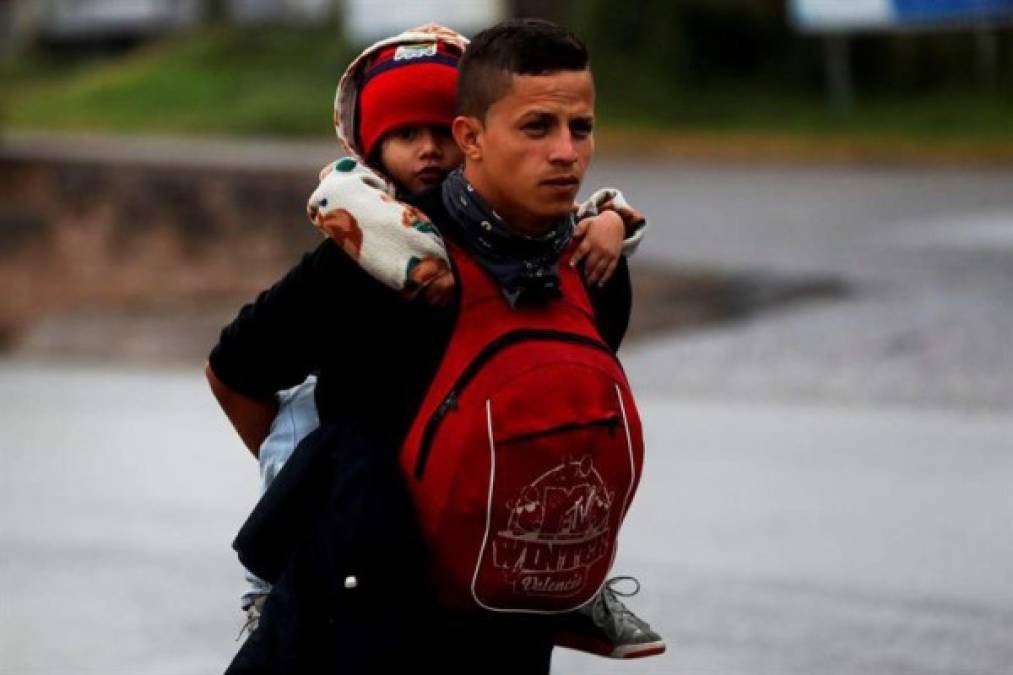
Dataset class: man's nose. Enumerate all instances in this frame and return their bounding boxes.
[548,130,579,165]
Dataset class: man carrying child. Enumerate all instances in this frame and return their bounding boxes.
[208,18,660,674]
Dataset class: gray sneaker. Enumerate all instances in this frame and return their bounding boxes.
[555,576,666,659]
[236,593,267,642]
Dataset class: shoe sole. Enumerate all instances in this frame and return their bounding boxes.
[557,636,667,659]
[612,641,667,659]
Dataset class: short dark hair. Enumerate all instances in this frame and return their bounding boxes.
[457,18,589,120]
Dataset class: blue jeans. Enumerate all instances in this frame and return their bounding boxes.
[241,376,320,608]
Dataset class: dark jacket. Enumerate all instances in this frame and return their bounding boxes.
[211,188,632,674]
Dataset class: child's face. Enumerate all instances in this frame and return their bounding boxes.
[379,124,463,195]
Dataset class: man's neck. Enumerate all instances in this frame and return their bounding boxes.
[463,166,552,237]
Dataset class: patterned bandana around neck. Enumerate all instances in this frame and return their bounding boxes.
[440,169,574,307]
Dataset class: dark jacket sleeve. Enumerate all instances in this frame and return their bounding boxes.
[208,239,357,399]
[587,256,632,352]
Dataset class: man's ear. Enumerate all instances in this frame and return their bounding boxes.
[452,115,483,162]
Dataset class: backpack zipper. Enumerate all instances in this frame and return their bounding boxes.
[494,415,620,446]
[413,329,616,479]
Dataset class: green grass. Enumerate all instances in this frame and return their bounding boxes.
[0,25,356,136]
[607,90,1013,144]
[592,59,1013,145]
[2,24,1013,152]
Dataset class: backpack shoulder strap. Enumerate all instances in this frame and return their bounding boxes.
[446,239,596,321]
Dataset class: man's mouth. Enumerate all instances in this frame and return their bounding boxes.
[541,176,580,188]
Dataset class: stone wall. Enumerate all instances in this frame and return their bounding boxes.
[0,133,839,361]
[0,136,327,353]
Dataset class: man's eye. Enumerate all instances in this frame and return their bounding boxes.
[522,121,548,136]
[571,121,594,138]
[396,127,417,141]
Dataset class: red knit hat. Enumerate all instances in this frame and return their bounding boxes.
[357,42,460,158]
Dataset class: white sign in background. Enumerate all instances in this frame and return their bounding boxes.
[790,0,895,32]
[345,0,504,42]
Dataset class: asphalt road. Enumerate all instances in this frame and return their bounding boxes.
[589,160,1013,412]
[3,363,1010,675]
[3,158,1013,674]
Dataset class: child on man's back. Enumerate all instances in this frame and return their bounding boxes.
[239,23,662,661]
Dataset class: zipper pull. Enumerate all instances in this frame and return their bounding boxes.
[436,391,458,418]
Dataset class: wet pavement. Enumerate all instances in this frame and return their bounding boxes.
[4,157,1013,674]
[590,160,1013,412]
[3,362,1011,675]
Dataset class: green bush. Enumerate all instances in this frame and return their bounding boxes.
[1,24,356,136]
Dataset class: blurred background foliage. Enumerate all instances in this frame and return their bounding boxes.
[0,24,358,136]
[1,0,1011,144]
[575,0,1013,141]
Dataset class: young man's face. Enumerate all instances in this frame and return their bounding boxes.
[379,124,463,195]
[457,69,595,236]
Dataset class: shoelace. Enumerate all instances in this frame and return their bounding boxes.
[236,608,260,642]
[605,576,642,598]
[599,576,642,621]
[235,616,256,642]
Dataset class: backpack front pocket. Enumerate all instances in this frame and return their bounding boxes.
[470,376,638,614]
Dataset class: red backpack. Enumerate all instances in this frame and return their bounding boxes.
[400,239,645,614]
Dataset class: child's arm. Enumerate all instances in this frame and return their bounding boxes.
[205,362,277,457]
[306,158,452,304]
[571,188,648,286]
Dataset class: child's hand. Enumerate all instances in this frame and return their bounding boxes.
[570,210,625,286]
[420,270,455,307]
